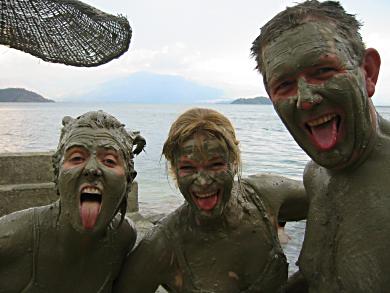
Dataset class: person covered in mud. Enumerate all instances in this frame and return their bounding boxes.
[0,111,145,292]
[114,108,307,292]
[251,0,390,291]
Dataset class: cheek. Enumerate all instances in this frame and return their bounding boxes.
[177,175,194,191]
[113,166,126,177]
[273,99,296,122]
[58,166,81,184]
[103,167,127,186]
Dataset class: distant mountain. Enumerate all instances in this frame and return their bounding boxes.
[0,88,54,102]
[231,96,271,105]
[70,71,224,103]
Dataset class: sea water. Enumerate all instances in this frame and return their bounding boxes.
[1,102,390,276]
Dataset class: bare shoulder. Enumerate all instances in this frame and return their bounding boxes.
[0,208,35,254]
[113,216,175,292]
[303,160,328,193]
[114,215,137,251]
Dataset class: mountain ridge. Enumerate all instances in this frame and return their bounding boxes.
[231,96,271,105]
[68,71,224,104]
[0,88,54,103]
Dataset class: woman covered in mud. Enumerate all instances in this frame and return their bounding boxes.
[0,111,145,292]
[114,108,307,292]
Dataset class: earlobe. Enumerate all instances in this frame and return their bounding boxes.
[363,48,381,97]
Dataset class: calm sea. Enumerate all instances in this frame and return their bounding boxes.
[1,102,389,275]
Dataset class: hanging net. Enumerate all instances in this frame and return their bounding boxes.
[0,0,132,67]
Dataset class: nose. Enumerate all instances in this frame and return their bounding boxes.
[194,170,214,186]
[83,157,102,178]
[296,78,323,110]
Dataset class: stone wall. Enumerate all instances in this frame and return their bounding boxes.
[0,152,138,217]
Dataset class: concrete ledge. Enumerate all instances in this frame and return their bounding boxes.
[0,182,57,216]
[0,152,54,185]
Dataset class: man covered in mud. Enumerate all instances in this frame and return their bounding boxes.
[0,111,145,292]
[251,0,389,291]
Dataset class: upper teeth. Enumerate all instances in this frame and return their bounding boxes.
[307,114,336,127]
[194,191,217,198]
[82,187,101,194]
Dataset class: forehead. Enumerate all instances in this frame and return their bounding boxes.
[262,21,353,84]
[63,127,123,152]
[179,135,227,158]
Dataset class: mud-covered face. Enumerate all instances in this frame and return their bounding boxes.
[263,21,374,169]
[174,134,235,219]
[58,127,127,234]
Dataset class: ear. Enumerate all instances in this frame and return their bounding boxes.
[362,48,381,97]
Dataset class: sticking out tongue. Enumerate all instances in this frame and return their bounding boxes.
[195,194,218,211]
[80,201,101,230]
[310,118,338,150]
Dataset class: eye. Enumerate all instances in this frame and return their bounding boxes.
[313,67,338,79]
[68,152,86,164]
[102,155,118,167]
[179,165,195,171]
[63,148,88,169]
[208,161,226,170]
[177,163,197,177]
[273,79,295,96]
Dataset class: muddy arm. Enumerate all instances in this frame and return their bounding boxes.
[245,173,308,221]
[113,225,174,293]
[0,211,34,291]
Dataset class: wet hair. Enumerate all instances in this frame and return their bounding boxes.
[251,0,365,89]
[162,108,241,180]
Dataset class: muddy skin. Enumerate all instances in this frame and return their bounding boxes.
[0,111,144,292]
[262,19,390,292]
[114,133,307,293]
[262,21,374,170]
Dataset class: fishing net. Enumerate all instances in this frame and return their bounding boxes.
[0,0,132,66]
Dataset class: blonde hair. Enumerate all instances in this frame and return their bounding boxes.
[162,108,241,178]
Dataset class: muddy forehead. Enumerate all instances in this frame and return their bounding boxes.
[262,21,354,86]
[178,136,229,160]
[64,128,123,152]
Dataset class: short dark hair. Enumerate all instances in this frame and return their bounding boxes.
[251,0,365,88]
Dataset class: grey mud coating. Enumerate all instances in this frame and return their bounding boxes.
[0,111,145,292]
[257,6,390,292]
[114,129,307,293]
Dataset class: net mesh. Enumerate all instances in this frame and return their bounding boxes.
[0,0,132,66]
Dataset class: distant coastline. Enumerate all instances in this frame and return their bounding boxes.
[0,88,54,103]
[231,96,271,105]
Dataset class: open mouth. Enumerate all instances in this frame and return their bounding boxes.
[79,186,102,230]
[191,190,220,211]
[305,113,341,151]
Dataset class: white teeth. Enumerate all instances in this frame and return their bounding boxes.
[81,187,101,194]
[194,191,217,198]
[307,114,336,127]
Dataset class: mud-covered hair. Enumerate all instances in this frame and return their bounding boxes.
[251,0,365,89]
[162,108,241,179]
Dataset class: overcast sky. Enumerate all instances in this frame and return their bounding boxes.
[1,0,390,104]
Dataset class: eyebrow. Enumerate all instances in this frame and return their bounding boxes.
[65,144,87,152]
